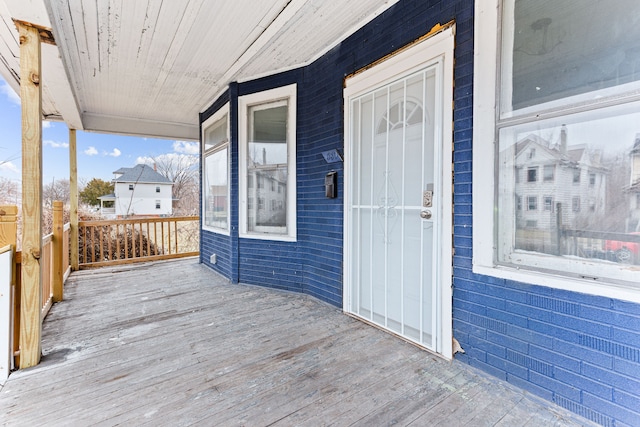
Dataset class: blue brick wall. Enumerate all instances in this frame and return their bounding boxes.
[198,0,640,425]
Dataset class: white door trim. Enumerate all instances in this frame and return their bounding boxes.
[343,26,454,359]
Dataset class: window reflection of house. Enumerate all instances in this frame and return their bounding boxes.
[627,133,640,231]
[247,164,287,229]
[206,184,228,225]
[513,126,608,252]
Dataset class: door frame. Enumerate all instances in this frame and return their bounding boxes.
[343,25,454,359]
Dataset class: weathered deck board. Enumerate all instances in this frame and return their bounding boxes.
[0,258,594,426]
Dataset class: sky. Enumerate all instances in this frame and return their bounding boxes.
[0,76,199,187]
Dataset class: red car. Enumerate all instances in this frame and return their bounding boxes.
[604,232,640,262]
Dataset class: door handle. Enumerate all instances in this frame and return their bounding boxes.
[420,210,432,219]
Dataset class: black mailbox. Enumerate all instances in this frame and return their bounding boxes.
[325,171,338,199]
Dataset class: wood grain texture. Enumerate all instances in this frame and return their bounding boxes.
[69,129,79,271]
[52,201,63,302]
[18,22,42,369]
[0,259,595,426]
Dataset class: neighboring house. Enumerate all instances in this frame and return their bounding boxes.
[3,1,640,426]
[99,164,173,218]
[628,134,640,232]
[512,128,608,254]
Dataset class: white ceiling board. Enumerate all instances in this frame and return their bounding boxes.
[235,0,403,81]
[4,0,51,27]
[0,0,402,140]
[0,1,82,127]
[0,1,20,88]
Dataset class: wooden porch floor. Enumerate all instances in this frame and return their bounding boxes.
[1,259,593,426]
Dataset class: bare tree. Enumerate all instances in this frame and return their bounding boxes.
[0,177,20,204]
[43,178,70,207]
[140,153,199,215]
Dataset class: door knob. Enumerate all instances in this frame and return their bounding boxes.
[420,210,432,219]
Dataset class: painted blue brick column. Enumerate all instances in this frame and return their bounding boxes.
[229,82,240,283]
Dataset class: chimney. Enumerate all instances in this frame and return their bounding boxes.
[154,162,157,172]
[560,124,568,155]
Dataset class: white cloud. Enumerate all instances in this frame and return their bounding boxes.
[173,141,199,155]
[108,148,121,157]
[0,161,19,174]
[137,152,198,169]
[44,139,69,148]
[0,81,20,105]
[42,121,52,128]
[84,146,98,156]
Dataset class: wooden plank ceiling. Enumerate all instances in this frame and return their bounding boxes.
[0,0,400,140]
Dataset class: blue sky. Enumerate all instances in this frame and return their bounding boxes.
[0,76,199,186]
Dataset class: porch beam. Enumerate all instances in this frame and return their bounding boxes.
[69,128,79,271]
[18,22,43,368]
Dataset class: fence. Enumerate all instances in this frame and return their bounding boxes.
[78,216,199,268]
[1,202,70,370]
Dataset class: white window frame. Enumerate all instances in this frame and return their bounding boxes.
[473,0,640,303]
[238,84,297,241]
[201,103,231,235]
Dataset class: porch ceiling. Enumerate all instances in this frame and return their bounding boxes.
[0,0,400,141]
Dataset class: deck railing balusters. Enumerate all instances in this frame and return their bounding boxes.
[77,216,198,268]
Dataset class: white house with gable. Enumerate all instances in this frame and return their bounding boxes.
[99,164,173,218]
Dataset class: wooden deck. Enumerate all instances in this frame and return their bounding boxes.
[1,258,593,426]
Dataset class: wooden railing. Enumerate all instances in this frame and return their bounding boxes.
[78,216,199,268]
[1,202,71,370]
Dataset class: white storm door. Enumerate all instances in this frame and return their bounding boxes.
[344,28,453,355]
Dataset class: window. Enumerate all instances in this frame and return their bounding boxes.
[572,197,580,212]
[156,186,160,193]
[129,184,134,190]
[516,195,522,210]
[527,196,537,211]
[543,196,553,212]
[155,200,161,209]
[473,0,640,301]
[239,84,297,241]
[572,168,581,184]
[202,104,230,233]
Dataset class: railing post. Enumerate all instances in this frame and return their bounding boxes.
[52,201,63,302]
[0,206,18,248]
[69,128,79,271]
